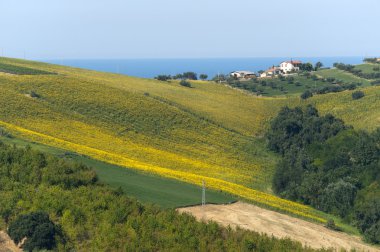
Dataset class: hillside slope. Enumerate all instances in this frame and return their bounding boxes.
[178,202,380,252]
[0,57,379,223]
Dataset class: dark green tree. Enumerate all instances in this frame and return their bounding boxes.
[8,212,57,251]
[180,80,192,87]
[299,63,314,72]
[314,62,323,70]
[352,90,365,100]
[199,74,208,80]
[300,90,313,100]
[182,72,197,80]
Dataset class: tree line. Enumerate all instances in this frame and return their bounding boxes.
[266,106,380,244]
[155,72,208,81]
[363,58,380,64]
[334,62,380,80]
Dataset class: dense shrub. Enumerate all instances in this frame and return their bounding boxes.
[154,75,172,81]
[199,74,208,80]
[352,90,365,100]
[8,212,58,251]
[29,90,41,98]
[182,72,197,80]
[266,105,346,155]
[372,80,380,86]
[300,90,313,99]
[180,80,192,87]
[0,127,12,138]
[267,106,380,243]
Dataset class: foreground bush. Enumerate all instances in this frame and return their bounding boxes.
[8,212,58,251]
[180,79,192,87]
[352,90,365,100]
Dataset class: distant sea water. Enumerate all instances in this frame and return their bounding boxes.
[43,57,364,79]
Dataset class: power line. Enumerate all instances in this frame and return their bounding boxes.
[202,180,206,206]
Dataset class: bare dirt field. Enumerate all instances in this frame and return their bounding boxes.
[0,231,20,252]
[177,202,380,252]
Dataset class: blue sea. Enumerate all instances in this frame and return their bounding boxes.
[43,57,364,79]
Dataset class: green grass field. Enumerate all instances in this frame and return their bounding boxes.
[354,63,380,74]
[252,75,346,96]
[316,68,372,86]
[0,135,235,208]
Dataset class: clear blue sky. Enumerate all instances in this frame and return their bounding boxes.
[1,0,379,59]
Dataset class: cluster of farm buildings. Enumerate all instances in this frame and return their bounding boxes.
[230,60,302,80]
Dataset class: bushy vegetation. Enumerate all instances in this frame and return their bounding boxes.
[180,79,192,87]
[0,62,55,75]
[0,142,329,251]
[364,58,380,64]
[154,71,198,81]
[154,74,171,81]
[8,212,59,251]
[267,106,380,243]
[0,127,12,138]
[352,90,365,100]
[199,73,208,80]
[300,90,313,99]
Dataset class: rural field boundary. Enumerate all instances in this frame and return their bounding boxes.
[178,202,380,252]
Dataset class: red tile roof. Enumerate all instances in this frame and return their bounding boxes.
[283,60,302,64]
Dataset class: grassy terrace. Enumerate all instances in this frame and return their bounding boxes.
[316,68,372,86]
[354,63,380,74]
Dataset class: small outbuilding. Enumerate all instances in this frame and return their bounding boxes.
[230,71,256,79]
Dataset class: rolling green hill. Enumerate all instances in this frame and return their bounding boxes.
[0,57,379,225]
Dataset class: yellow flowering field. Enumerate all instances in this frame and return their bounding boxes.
[0,120,324,222]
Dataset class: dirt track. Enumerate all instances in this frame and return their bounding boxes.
[178,202,380,252]
[0,231,20,252]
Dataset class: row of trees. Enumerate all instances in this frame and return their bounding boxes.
[0,141,327,251]
[266,106,380,243]
[155,72,208,81]
[334,62,380,79]
[300,83,359,99]
[363,58,380,64]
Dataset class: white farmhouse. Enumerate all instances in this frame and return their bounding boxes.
[230,71,256,79]
[279,60,302,73]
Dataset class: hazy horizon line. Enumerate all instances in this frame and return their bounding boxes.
[36,55,369,61]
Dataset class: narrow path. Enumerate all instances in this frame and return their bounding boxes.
[177,202,379,252]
